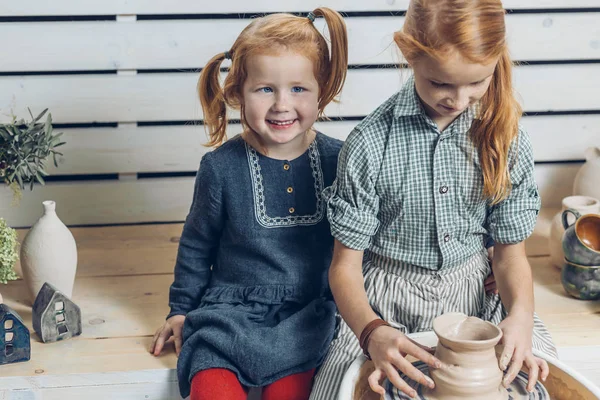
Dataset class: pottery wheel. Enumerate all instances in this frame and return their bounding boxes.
[385,361,550,400]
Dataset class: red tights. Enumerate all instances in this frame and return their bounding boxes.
[190,368,315,400]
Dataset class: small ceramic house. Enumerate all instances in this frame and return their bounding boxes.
[0,304,30,365]
[32,282,82,343]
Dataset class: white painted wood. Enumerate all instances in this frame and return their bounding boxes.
[2,13,598,72]
[0,0,597,16]
[0,163,580,226]
[40,116,596,175]
[0,177,196,227]
[1,65,599,124]
[524,115,600,162]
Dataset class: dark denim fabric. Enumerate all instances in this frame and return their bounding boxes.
[168,133,342,397]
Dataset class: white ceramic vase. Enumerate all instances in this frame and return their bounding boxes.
[20,201,77,303]
[573,146,600,200]
[548,195,600,269]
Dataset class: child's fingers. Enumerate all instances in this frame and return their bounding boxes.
[405,340,443,370]
[383,364,417,399]
[499,342,514,371]
[503,350,524,388]
[523,354,539,392]
[406,336,436,355]
[174,334,183,356]
[394,356,435,390]
[367,368,387,397]
[153,328,172,356]
[149,329,160,354]
[537,357,549,382]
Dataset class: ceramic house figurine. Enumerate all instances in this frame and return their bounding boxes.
[0,304,31,365]
[32,283,82,343]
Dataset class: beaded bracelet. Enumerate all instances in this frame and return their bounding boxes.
[359,318,391,360]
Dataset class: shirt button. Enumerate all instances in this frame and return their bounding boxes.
[433,274,442,281]
[287,187,293,194]
[289,207,295,214]
[444,234,451,242]
[439,186,448,194]
[283,164,290,171]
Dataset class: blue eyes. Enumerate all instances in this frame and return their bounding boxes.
[257,87,306,93]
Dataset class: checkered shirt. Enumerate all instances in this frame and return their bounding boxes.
[323,75,541,269]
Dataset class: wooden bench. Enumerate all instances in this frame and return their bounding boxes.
[1,210,599,398]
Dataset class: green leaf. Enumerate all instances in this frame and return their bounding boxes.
[34,108,48,123]
[35,172,45,185]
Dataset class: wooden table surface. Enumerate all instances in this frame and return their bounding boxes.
[0,210,599,398]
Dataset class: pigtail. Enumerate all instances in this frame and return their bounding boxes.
[311,8,348,113]
[198,53,229,148]
[470,47,522,204]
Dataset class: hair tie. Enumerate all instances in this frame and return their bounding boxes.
[224,51,232,60]
[307,12,316,23]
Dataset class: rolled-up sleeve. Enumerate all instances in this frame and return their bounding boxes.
[487,128,541,244]
[323,130,380,250]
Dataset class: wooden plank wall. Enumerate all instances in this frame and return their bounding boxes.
[0,1,598,227]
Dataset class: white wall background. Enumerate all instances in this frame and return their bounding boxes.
[0,1,599,227]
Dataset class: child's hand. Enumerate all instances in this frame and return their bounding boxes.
[150,315,186,357]
[366,326,442,398]
[498,313,549,391]
[484,272,498,294]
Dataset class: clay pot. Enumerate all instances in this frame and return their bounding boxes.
[424,312,508,400]
[562,210,600,266]
[573,146,600,200]
[548,196,600,269]
[20,201,78,303]
[561,260,600,300]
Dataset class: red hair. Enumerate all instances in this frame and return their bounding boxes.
[198,8,348,149]
[395,0,521,204]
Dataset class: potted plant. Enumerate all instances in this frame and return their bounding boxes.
[0,108,65,199]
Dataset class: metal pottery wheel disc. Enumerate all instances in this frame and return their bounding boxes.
[385,361,550,400]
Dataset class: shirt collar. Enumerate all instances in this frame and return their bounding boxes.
[393,74,423,119]
[394,73,478,132]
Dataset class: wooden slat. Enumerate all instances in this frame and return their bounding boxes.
[0,337,176,378]
[1,65,599,124]
[524,115,600,162]
[0,163,580,226]
[0,0,597,16]
[0,177,195,227]
[0,369,178,394]
[2,13,598,72]
[39,116,598,176]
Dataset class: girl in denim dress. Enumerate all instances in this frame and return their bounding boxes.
[310,1,558,399]
[150,8,348,400]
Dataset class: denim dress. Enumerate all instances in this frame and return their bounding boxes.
[168,133,342,398]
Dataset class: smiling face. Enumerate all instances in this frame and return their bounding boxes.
[412,51,498,129]
[241,50,319,158]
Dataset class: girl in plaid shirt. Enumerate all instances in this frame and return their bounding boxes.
[310,0,557,399]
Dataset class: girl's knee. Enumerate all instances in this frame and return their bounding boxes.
[261,369,316,400]
[190,368,248,400]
